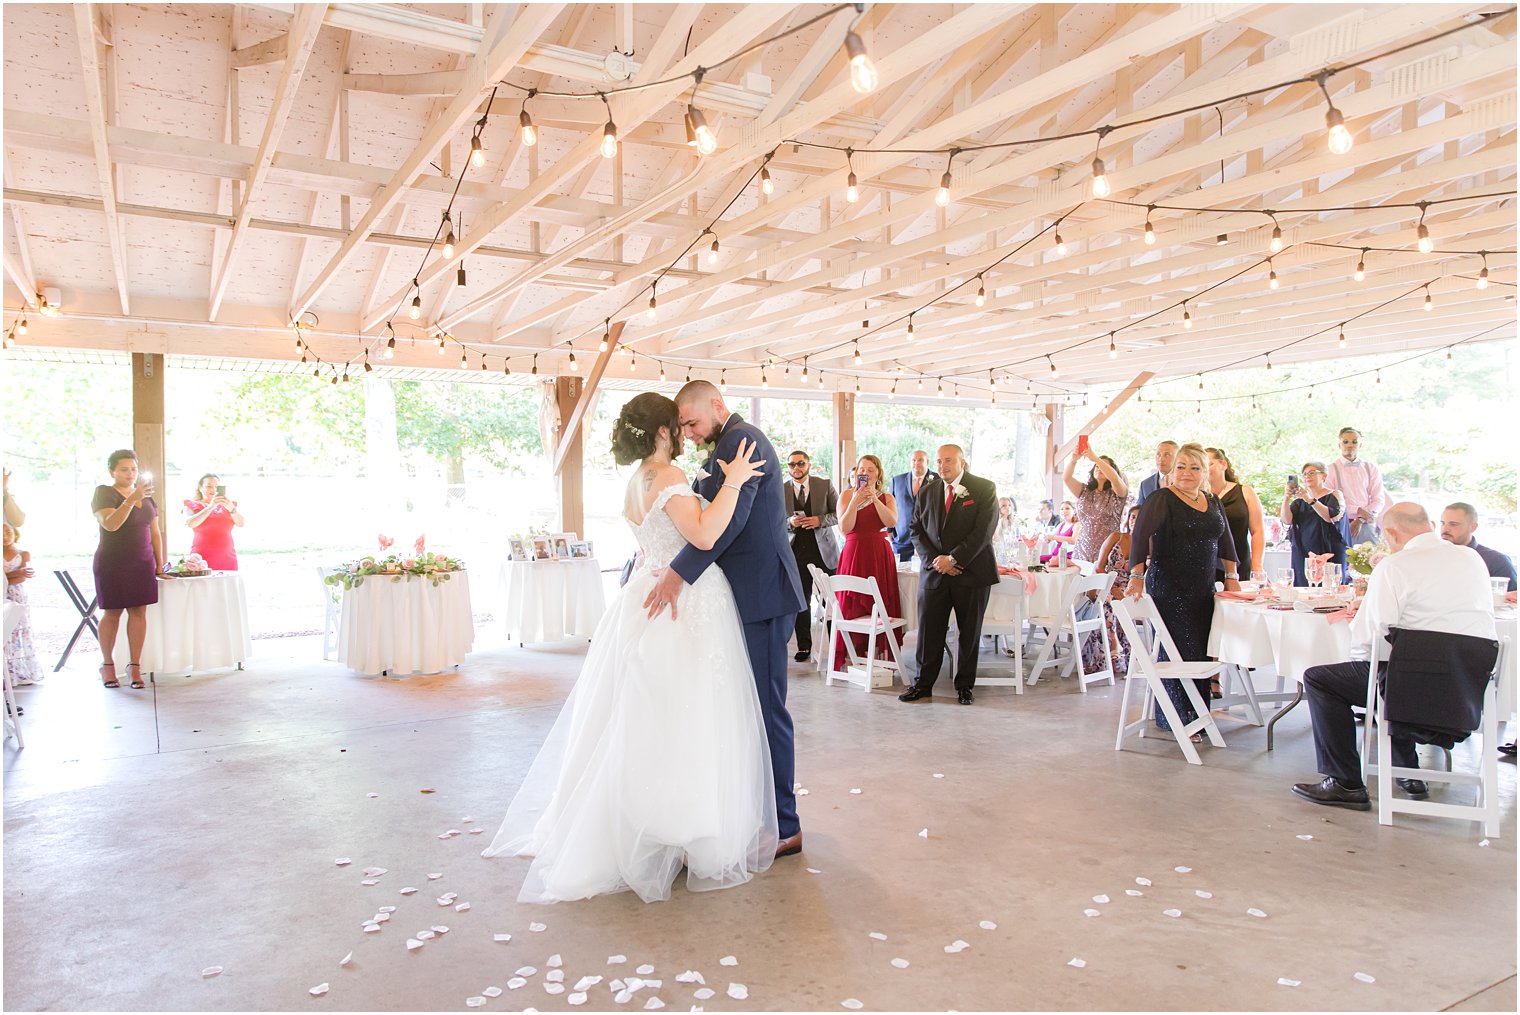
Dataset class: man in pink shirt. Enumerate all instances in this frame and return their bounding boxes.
[1327,427,1388,546]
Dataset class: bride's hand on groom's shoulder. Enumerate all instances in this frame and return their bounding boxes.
[717,437,764,487]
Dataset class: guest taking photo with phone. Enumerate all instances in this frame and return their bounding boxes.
[184,472,244,570]
[833,455,902,670]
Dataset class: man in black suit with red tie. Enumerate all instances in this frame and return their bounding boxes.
[900,444,1000,706]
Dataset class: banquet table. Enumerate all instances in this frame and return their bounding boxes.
[895,564,1082,633]
[338,571,473,677]
[499,558,607,646]
[1261,547,1291,581]
[1209,598,1518,748]
[111,571,251,678]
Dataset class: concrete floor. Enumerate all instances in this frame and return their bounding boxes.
[4,633,1516,1012]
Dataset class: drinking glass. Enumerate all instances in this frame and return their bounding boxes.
[1251,571,1268,586]
[1273,567,1292,589]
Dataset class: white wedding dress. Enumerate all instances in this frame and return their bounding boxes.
[483,484,778,903]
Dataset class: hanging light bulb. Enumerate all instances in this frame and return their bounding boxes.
[1265,354,1273,371]
[1417,223,1433,254]
[975,276,986,308]
[1354,250,1367,282]
[760,165,773,195]
[1089,156,1110,198]
[16,318,26,336]
[1268,262,1279,290]
[1375,369,1381,384]
[600,96,619,159]
[1338,325,1346,349]
[1325,106,1352,155]
[441,212,455,258]
[1182,304,1192,329]
[708,236,720,265]
[647,284,657,319]
[531,355,539,376]
[1477,253,1490,289]
[469,132,484,168]
[519,99,537,147]
[628,351,636,373]
[688,104,717,156]
[294,333,303,351]
[906,314,915,341]
[410,280,422,319]
[936,166,952,207]
[1108,333,1117,359]
[568,350,579,372]
[1307,387,1314,401]
[846,170,859,204]
[1423,285,1433,311]
[719,371,728,394]
[480,357,488,371]
[843,30,878,94]
[1197,374,1204,391]
[817,368,825,388]
[598,322,610,353]
[436,335,447,354]
[1268,220,1283,254]
[801,360,809,382]
[460,350,468,369]
[889,380,896,400]
[1143,210,1156,246]
[1054,229,1067,257]
[1048,356,1058,378]
[937,378,944,397]
[853,342,862,366]
[456,262,467,287]
[761,368,769,390]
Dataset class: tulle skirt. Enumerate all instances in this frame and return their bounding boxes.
[482,564,778,904]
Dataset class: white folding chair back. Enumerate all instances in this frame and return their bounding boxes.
[807,564,833,676]
[1110,595,1224,765]
[318,566,343,661]
[1361,635,1504,837]
[1072,572,1117,692]
[1029,571,1115,688]
[824,573,907,691]
[976,582,1029,694]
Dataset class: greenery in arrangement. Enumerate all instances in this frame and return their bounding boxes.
[324,550,464,591]
[1345,541,1390,576]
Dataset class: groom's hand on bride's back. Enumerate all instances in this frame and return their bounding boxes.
[644,566,684,620]
[717,437,764,485]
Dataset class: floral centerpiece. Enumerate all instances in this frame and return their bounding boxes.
[325,534,464,591]
[1345,541,1389,576]
[166,552,211,577]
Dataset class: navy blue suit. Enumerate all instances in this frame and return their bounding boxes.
[672,414,805,838]
[889,470,937,562]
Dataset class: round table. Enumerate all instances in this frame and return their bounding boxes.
[112,571,251,678]
[895,564,1082,632]
[499,558,607,645]
[338,571,473,676]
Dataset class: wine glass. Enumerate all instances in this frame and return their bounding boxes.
[1273,567,1293,591]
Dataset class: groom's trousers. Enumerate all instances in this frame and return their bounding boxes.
[744,614,799,839]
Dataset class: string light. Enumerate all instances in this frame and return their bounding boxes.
[1054,227,1067,257]
[1423,285,1433,311]
[1143,207,1155,245]
[906,314,915,341]
[628,350,636,373]
[1477,253,1490,289]
[761,368,769,390]
[853,341,862,366]
[1181,303,1192,329]
[518,90,537,147]
[1108,332,1117,359]
[889,380,897,400]
[1338,324,1346,348]
[599,321,610,353]
[16,318,26,336]
[480,357,488,371]
[364,352,373,373]
[817,367,825,388]
[686,92,717,156]
[916,376,923,391]
[568,350,579,372]
[801,359,809,382]
[708,235,720,265]
[1354,249,1367,282]
[936,150,957,207]
[599,94,619,159]
[459,349,468,368]
[1197,374,1204,391]
[647,284,657,319]
[975,275,986,307]
[1314,72,1353,155]
[659,362,668,383]
[456,262,467,287]
[1268,261,1279,290]
[1090,152,1111,199]
[436,335,446,355]
[441,212,455,258]
[1048,355,1058,378]
[719,371,728,394]
[409,279,422,319]
[843,27,878,94]
[845,148,859,203]
[759,150,775,195]
[469,133,484,168]
[1307,386,1314,401]
[1416,203,1433,253]
[1268,215,1283,254]
[1265,353,1273,370]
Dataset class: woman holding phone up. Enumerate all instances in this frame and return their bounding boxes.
[92,449,167,689]
[1063,437,1129,565]
[184,472,244,570]
[832,454,902,668]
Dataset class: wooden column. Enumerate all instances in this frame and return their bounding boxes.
[831,391,855,489]
[1043,402,1064,504]
[131,352,167,543]
[554,375,584,537]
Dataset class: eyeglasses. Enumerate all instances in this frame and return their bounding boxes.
[788,461,808,468]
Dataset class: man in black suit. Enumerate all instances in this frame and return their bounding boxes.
[899,444,1000,706]
[889,450,935,563]
[783,451,840,662]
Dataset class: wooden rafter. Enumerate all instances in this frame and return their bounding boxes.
[71,3,131,314]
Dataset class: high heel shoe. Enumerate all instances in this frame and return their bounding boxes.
[100,664,120,688]
[125,663,145,689]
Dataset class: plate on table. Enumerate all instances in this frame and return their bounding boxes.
[165,570,216,579]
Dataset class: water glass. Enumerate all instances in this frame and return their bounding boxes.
[1492,577,1512,608]
[1273,567,1293,589]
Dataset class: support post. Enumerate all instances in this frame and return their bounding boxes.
[832,391,855,489]
[1044,402,1064,504]
[131,352,166,545]
[555,376,584,538]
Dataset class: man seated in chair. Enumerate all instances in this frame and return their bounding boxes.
[1292,502,1497,809]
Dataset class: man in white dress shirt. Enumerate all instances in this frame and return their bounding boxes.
[1134,440,1177,507]
[1326,427,1388,546]
[1291,502,1497,809]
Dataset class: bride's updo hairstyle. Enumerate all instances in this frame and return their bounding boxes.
[611,392,681,465]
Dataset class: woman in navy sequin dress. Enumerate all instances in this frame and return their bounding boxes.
[1126,443,1240,731]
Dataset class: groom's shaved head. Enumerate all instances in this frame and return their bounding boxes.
[675,380,729,446]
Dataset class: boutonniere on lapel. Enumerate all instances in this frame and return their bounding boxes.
[950,481,969,501]
[697,468,712,482]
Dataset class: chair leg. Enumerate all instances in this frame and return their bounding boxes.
[1180,676,1226,747]
[1154,678,1202,765]
[1376,713,1395,826]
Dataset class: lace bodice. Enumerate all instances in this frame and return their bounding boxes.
[628,484,702,570]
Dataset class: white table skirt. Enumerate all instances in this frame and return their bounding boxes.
[112,572,251,677]
[338,572,474,676]
[896,567,1080,633]
[499,558,607,645]
[1210,601,1518,706]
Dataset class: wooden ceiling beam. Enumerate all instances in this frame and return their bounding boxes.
[71,3,132,314]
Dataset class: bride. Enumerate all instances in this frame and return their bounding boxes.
[482,392,779,903]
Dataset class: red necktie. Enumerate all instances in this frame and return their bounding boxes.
[945,484,954,514]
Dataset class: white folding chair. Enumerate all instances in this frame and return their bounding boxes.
[318,566,343,661]
[806,564,833,676]
[974,582,1029,694]
[1028,572,1115,688]
[1361,636,1505,838]
[1111,595,1225,765]
[823,574,908,691]
[2,603,25,750]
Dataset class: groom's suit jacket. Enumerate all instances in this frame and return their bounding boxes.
[909,470,1000,590]
[671,413,805,623]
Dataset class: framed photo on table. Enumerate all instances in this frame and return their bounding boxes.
[508,537,531,562]
[569,541,592,559]
[553,537,573,560]
[530,535,554,561]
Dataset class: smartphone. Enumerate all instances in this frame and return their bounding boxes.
[856,474,869,490]
[216,484,227,498]
[1076,435,1090,455]
[1286,474,1299,492]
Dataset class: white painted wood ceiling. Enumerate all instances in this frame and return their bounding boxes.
[3,3,1516,398]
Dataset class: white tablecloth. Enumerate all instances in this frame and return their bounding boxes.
[895,566,1081,632]
[499,558,607,645]
[111,572,251,677]
[1210,599,1518,701]
[338,572,473,676]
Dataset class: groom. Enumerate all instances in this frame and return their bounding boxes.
[645,381,807,857]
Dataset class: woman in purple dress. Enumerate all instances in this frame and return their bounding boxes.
[92,450,167,689]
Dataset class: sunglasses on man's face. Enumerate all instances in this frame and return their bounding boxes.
[788,461,808,468]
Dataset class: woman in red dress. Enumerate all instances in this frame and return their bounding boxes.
[183,473,244,570]
[832,454,903,669]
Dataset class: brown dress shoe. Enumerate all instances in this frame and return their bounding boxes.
[775,832,803,857]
